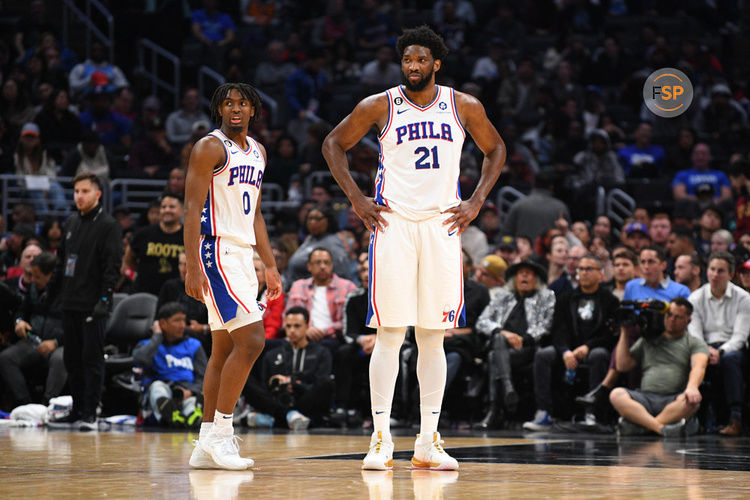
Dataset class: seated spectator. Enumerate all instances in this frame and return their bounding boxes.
[14,123,67,214]
[125,193,184,296]
[127,117,176,179]
[694,83,749,150]
[648,214,672,252]
[571,129,625,189]
[1,78,36,134]
[497,58,543,128]
[688,252,750,436]
[254,254,284,340]
[4,242,42,285]
[474,255,506,294]
[571,222,591,249]
[60,131,113,185]
[156,252,210,354]
[285,49,328,135]
[0,252,65,409]
[592,215,615,249]
[243,307,334,429]
[68,41,129,98]
[737,259,750,292]
[617,122,665,177]
[34,88,82,162]
[253,40,298,98]
[360,45,401,93]
[729,159,750,239]
[694,205,723,259]
[285,248,356,353]
[133,302,206,428]
[622,222,651,254]
[523,254,618,430]
[188,0,236,71]
[165,167,186,199]
[475,260,555,429]
[672,143,732,204]
[710,229,734,254]
[546,235,569,285]
[285,205,353,284]
[608,249,638,301]
[673,253,703,293]
[610,298,708,437]
[550,245,587,296]
[354,0,396,51]
[78,87,132,151]
[1,223,37,279]
[165,88,210,147]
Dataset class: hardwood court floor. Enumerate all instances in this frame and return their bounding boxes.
[2,428,750,499]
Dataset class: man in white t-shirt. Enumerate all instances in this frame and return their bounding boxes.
[285,248,356,354]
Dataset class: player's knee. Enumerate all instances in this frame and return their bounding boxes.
[414,327,444,350]
[376,326,406,350]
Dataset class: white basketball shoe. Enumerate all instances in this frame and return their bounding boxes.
[199,430,254,470]
[411,432,459,470]
[362,430,395,470]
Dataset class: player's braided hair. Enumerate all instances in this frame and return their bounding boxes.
[209,82,263,126]
[396,25,449,62]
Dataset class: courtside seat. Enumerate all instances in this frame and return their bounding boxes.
[104,293,158,374]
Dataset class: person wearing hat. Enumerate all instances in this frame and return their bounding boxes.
[475,254,507,291]
[166,87,211,147]
[737,258,750,292]
[623,222,651,254]
[495,235,518,266]
[14,123,68,214]
[126,116,176,179]
[475,259,555,429]
[672,143,732,204]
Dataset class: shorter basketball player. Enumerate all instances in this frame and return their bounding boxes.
[184,83,281,470]
[323,26,505,470]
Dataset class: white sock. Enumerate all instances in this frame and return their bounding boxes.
[415,327,446,438]
[369,326,406,441]
[213,410,233,435]
[199,421,213,440]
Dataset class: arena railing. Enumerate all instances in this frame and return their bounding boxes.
[135,39,181,111]
[62,0,115,63]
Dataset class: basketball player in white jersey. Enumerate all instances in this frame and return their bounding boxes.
[323,26,505,470]
[184,83,281,470]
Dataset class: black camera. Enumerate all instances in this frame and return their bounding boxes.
[270,377,294,408]
[613,300,669,340]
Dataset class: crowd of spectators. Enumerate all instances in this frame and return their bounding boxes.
[0,1,749,436]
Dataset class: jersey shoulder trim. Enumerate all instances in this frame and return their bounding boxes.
[378,89,395,139]
[450,88,466,139]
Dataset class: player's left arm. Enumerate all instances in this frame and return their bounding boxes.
[443,91,506,235]
[253,143,281,301]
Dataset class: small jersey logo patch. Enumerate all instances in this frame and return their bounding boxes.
[394,96,403,105]
[438,101,448,110]
[223,140,232,148]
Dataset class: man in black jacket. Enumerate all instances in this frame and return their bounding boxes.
[523,254,618,430]
[48,173,123,431]
[243,306,333,430]
[0,252,65,409]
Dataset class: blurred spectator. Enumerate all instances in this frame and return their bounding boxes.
[728,159,750,239]
[34,89,82,162]
[550,244,586,296]
[311,0,353,49]
[616,122,665,178]
[624,246,690,303]
[254,40,297,98]
[111,87,136,122]
[125,193,184,295]
[180,121,210,170]
[240,0,281,28]
[693,83,748,149]
[188,0,236,71]
[481,3,524,50]
[503,172,570,244]
[737,259,750,291]
[166,88,210,146]
[497,58,543,128]
[474,255,506,292]
[354,0,396,51]
[571,128,624,190]
[472,38,514,92]
[4,242,42,291]
[688,252,750,436]
[286,48,328,129]
[495,236,519,266]
[127,117,175,178]
[330,40,361,84]
[41,219,62,254]
[673,253,703,293]
[589,37,634,87]
[285,248,356,353]
[609,249,638,301]
[546,234,569,285]
[622,222,651,254]
[68,41,129,98]
[1,78,36,133]
[476,260,555,429]
[0,251,65,409]
[672,143,732,203]
[695,205,723,259]
[571,222,591,248]
[79,87,132,151]
[711,229,733,253]
[263,135,298,191]
[285,204,353,284]
[0,223,36,278]
[360,45,401,93]
[132,95,162,142]
[254,254,284,340]
[666,227,697,269]
[592,215,614,248]
[60,131,113,185]
[648,214,672,252]
[665,127,697,174]
[13,123,67,214]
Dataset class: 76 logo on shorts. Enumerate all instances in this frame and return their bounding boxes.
[442,309,456,323]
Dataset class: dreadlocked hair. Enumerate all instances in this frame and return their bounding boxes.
[209,82,263,126]
[396,25,449,62]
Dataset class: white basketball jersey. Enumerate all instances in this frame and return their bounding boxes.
[200,129,265,245]
[375,85,466,220]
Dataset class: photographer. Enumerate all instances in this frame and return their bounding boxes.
[133,302,206,428]
[244,307,334,430]
[610,298,708,437]
[688,251,750,436]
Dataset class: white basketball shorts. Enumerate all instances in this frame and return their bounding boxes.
[199,235,264,332]
[367,211,465,329]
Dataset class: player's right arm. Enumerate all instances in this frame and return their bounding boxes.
[322,94,392,231]
[183,135,224,302]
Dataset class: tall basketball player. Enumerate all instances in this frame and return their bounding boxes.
[184,83,281,470]
[323,26,505,470]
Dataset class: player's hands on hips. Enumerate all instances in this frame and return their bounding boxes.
[265,267,282,300]
[185,266,208,302]
[443,198,481,236]
[353,195,391,232]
